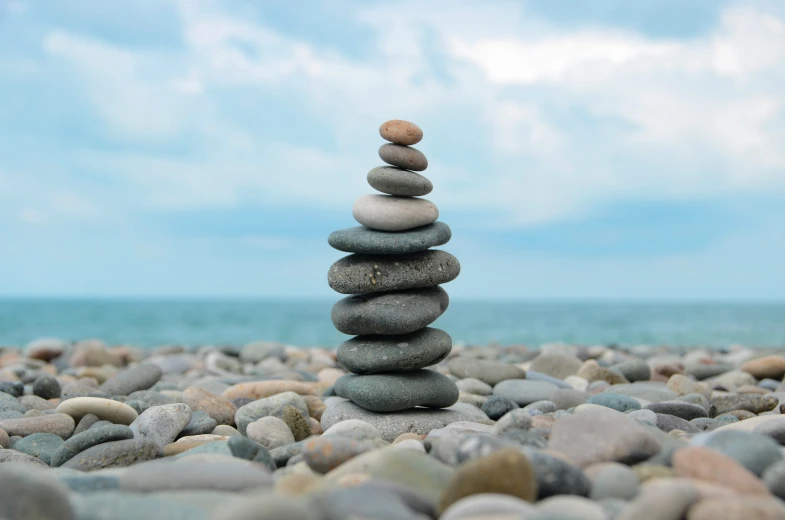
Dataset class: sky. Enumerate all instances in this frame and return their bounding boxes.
[0,0,784,300]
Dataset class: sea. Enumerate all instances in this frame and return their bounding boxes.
[1,299,784,349]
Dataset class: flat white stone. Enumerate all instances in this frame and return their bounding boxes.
[352,194,438,232]
[56,396,139,425]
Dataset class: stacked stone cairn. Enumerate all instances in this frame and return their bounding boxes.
[327,119,461,413]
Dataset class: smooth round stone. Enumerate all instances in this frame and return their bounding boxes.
[177,411,217,437]
[129,403,192,448]
[118,458,273,492]
[56,397,138,425]
[754,417,785,445]
[181,387,236,426]
[440,493,538,520]
[588,463,639,500]
[523,447,591,499]
[610,360,651,382]
[234,392,309,435]
[13,432,64,464]
[0,381,24,398]
[529,353,582,380]
[322,419,382,440]
[246,416,295,450]
[99,364,162,396]
[492,380,559,406]
[763,459,785,499]
[551,389,589,410]
[352,194,438,232]
[645,401,708,420]
[337,327,452,374]
[587,393,641,413]
[538,496,606,520]
[302,436,377,474]
[672,446,769,494]
[710,393,778,416]
[481,396,519,421]
[379,119,423,145]
[335,370,459,412]
[328,250,460,295]
[62,438,162,471]
[332,287,449,336]
[50,424,135,467]
[0,413,75,438]
[378,143,428,171]
[456,378,493,396]
[691,430,783,476]
[655,413,701,433]
[0,393,26,414]
[21,395,56,412]
[33,375,62,399]
[367,166,432,196]
[448,357,525,386]
[0,464,74,520]
[328,222,451,255]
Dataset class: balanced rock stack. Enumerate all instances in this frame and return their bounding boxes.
[327,119,461,413]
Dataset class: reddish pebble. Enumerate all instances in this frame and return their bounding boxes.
[379,119,423,145]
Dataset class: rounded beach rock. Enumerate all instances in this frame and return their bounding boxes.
[0,464,75,520]
[56,397,139,425]
[379,119,423,145]
[352,194,438,232]
[129,403,192,448]
[50,424,135,467]
[335,370,459,412]
[367,166,432,196]
[328,250,460,295]
[378,143,428,171]
[448,357,525,386]
[99,363,162,396]
[337,328,452,374]
[62,438,162,471]
[182,387,236,426]
[332,287,449,336]
[328,222,451,255]
[672,446,770,495]
[223,381,316,402]
[0,413,75,439]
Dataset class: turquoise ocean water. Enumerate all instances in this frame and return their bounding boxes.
[0,300,783,349]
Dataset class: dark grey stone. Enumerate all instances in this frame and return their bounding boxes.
[523,447,591,499]
[328,250,459,295]
[481,395,519,421]
[328,222,451,255]
[13,432,64,464]
[33,375,61,400]
[100,364,162,396]
[332,287,449,336]
[73,413,100,436]
[62,439,162,471]
[177,411,217,438]
[0,381,23,398]
[367,165,432,196]
[645,401,708,420]
[610,360,651,382]
[335,370,459,412]
[655,413,701,434]
[51,425,135,467]
[0,464,74,519]
[378,143,427,171]
[337,327,452,374]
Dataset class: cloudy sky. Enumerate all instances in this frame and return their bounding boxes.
[1,0,784,300]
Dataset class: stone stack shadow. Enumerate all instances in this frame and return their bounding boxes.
[327,119,461,413]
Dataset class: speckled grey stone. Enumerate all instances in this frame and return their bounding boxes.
[129,403,191,448]
[335,370,459,412]
[710,393,779,416]
[234,392,309,435]
[587,393,641,413]
[368,165,432,196]
[62,439,162,471]
[378,143,428,171]
[655,413,701,433]
[100,364,162,396]
[645,401,708,420]
[0,392,26,414]
[50,424,134,467]
[332,287,449,336]
[33,375,62,400]
[0,463,74,519]
[328,222,451,255]
[481,396,519,421]
[337,327,452,374]
[328,250,459,295]
[177,411,217,438]
[523,447,592,499]
[0,381,23,398]
[13,432,64,464]
[609,360,651,383]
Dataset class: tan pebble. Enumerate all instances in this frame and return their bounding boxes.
[632,464,674,482]
[0,428,9,448]
[77,377,100,388]
[736,385,768,394]
[303,395,326,420]
[0,413,75,438]
[379,119,423,146]
[393,433,424,444]
[688,479,740,500]
[274,472,323,496]
[56,396,138,425]
[317,368,345,386]
[182,386,236,426]
[741,355,785,380]
[223,381,317,401]
[309,417,322,435]
[211,425,241,437]
[672,446,769,495]
[687,497,785,519]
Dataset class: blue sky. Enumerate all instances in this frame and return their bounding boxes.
[0,0,784,300]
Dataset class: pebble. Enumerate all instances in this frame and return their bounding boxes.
[439,448,537,513]
[302,436,377,473]
[335,370,459,412]
[178,410,217,437]
[0,464,74,520]
[239,414,294,449]
[616,479,698,520]
[99,363,162,395]
[32,375,62,399]
[282,405,311,441]
[118,458,273,492]
[538,495,607,520]
[0,413,75,438]
[337,327,452,374]
[440,493,538,520]
[672,446,769,495]
[213,493,321,520]
[378,143,428,171]
[448,357,525,386]
[456,378,492,396]
[352,194,438,232]
[710,393,778,416]
[481,396,519,421]
[379,119,423,145]
[13,432,64,464]
[332,288,449,336]
[523,447,591,499]
[656,413,702,433]
[0,381,24,398]
[646,401,708,420]
[529,353,583,380]
[129,403,192,448]
[548,405,661,468]
[328,221,451,255]
[21,394,56,411]
[667,374,712,398]
[56,397,138,425]
[688,497,785,520]
[492,380,559,406]
[367,165,433,196]
[0,427,8,448]
[588,462,640,500]
[741,355,785,380]
[234,391,309,434]
[62,438,162,470]
[181,387,236,426]
[753,417,785,444]
[691,430,783,476]
[586,393,641,412]
[328,250,460,294]
[609,359,651,382]
[223,380,316,401]
[322,418,382,440]
[763,458,785,499]
[550,389,589,410]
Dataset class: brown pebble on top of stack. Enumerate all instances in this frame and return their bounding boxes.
[326,119,461,413]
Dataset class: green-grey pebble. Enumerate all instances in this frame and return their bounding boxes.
[13,432,64,464]
[335,370,459,412]
[337,327,452,374]
[62,438,162,471]
[50,424,134,467]
[328,222,451,255]
[332,287,449,335]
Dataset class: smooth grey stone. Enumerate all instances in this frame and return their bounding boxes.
[0,381,23,398]
[13,432,64,464]
[481,396,519,421]
[550,389,589,410]
[269,441,306,468]
[72,491,209,520]
[315,482,430,520]
[328,250,459,295]
[177,411,217,438]
[448,357,525,386]
[455,378,492,396]
[590,464,639,500]
[523,447,592,499]
[690,417,722,431]
[125,390,177,413]
[603,383,676,403]
[352,194,438,232]
[645,401,708,420]
[367,165,432,196]
[687,362,734,380]
[655,413,701,433]
[32,375,62,400]
[332,287,449,336]
[754,417,785,445]
[529,353,583,380]
[129,403,191,449]
[674,393,710,411]
[119,458,272,492]
[100,364,162,396]
[764,459,785,499]
[492,380,559,406]
[226,436,263,461]
[0,392,26,415]
[0,449,49,467]
[174,440,232,458]
[62,439,162,471]
[440,494,537,520]
[234,392,308,435]
[328,222,451,255]
[454,434,514,464]
[50,425,134,467]
[89,420,114,430]
[641,423,688,466]
[587,393,641,413]
[213,493,322,520]
[609,359,651,382]
[59,474,120,493]
[337,328,452,374]
[321,400,479,442]
[710,393,779,416]
[691,430,783,476]
[72,414,100,436]
[0,463,74,519]
[378,143,428,171]
[335,370,459,412]
[524,370,572,389]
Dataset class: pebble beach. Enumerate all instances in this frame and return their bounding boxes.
[2,339,785,519]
